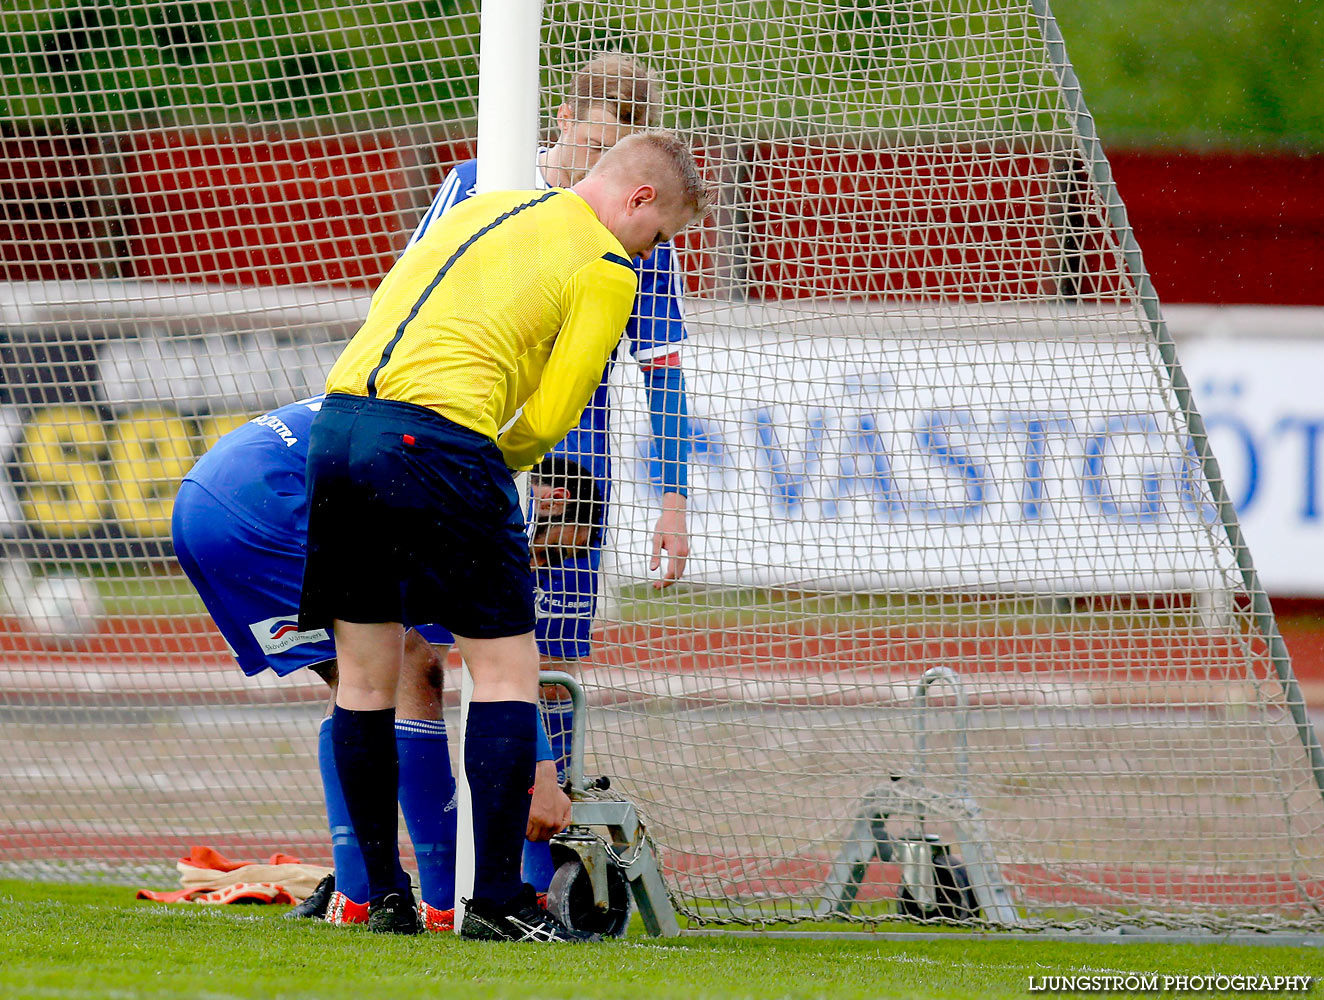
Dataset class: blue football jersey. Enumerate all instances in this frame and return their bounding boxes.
[183,395,324,536]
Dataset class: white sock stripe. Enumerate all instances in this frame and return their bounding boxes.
[395,718,447,737]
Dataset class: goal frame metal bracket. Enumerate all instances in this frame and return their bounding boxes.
[540,670,682,938]
[817,667,1020,926]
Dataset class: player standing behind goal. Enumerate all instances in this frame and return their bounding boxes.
[171,396,589,931]
[409,54,695,892]
[299,133,712,939]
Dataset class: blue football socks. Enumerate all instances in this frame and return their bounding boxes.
[325,703,566,906]
[465,700,537,905]
[396,717,457,910]
[318,715,369,905]
[330,705,411,906]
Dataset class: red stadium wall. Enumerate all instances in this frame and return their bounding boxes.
[3,132,1320,303]
[733,146,1324,305]
[0,134,114,282]
[744,144,1071,302]
[1107,151,1324,306]
[0,130,475,288]
[118,131,413,288]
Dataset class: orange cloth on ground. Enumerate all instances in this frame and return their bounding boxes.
[179,846,303,872]
[136,846,332,906]
[136,883,297,905]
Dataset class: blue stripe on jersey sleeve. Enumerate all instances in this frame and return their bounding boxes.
[643,363,690,496]
[626,242,687,359]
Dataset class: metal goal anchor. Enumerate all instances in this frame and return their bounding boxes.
[817,666,1019,925]
[539,670,681,938]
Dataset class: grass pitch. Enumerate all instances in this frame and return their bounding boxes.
[2,880,1319,1000]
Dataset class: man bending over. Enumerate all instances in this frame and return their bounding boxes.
[173,397,599,929]
[298,131,712,939]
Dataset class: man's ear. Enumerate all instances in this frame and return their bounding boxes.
[555,102,574,137]
[544,485,572,516]
[628,183,658,211]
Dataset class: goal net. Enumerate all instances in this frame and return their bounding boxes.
[1,0,1321,932]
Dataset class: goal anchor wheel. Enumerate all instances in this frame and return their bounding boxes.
[816,666,1018,926]
[539,671,681,938]
[893,835,980,923]
[546,844,633,939]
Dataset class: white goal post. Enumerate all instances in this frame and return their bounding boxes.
[0,0,1321,934]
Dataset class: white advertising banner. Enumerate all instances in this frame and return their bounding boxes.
[607,305,1242,596]
[1177,340,1324,596]
[0,283,1318,596]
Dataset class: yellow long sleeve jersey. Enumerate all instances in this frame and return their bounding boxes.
[325,188,638,469]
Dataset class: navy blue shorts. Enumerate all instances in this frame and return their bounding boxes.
[299,394,535,638]
[172,481,454,676]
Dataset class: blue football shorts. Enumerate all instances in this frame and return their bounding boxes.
[172,479,454,677]
[533,544,601,661]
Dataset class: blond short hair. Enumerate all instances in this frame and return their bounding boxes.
[596,129,716,219]
[569,54,664,128]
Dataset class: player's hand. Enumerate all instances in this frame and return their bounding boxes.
[649,492,689,590]
[526,760,572,841]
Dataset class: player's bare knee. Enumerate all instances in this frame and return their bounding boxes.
[309,659,339,689]
[334,663,400,710]
[459,633,540,701]
[398,634,446,718]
